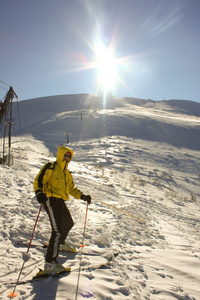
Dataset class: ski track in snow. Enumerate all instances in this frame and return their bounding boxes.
[0,96,200,300]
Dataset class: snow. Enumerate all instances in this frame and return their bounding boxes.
[0,95,200,300]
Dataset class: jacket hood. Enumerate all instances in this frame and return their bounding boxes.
[56,146,74,170]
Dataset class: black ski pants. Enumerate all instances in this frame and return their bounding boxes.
[43,197,74,263]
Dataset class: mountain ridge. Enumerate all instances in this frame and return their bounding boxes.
[15,94,200,116]
[11,94,200,152]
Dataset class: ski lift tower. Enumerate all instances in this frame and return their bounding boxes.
[0,86,18,166]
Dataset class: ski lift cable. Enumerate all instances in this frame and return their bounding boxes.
[0,86,8,92]
[0,80,11,87]
[11,97,28,169]
[0,86,8,101]
[0,100,11,132]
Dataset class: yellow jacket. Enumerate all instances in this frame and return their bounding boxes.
[33,146,82,200]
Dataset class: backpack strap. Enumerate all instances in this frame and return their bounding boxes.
[38,162,56,190]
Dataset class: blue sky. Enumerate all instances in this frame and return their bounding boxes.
[0,0,200,102]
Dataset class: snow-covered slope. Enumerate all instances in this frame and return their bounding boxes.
[0,95,200,300]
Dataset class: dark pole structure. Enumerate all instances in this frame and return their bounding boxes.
[0,86,18,165]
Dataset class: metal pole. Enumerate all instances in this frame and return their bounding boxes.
[3,121,7,165]
[8,98,13,166]
[80,203,89,248]
[75,203,89,300]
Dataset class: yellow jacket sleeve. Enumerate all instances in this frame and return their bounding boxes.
[66,170,82,199]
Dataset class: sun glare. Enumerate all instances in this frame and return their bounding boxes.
[94,43,118,93]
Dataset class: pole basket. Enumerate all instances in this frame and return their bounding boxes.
[8,292,17,298]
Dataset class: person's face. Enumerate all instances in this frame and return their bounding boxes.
[63,152,71,162]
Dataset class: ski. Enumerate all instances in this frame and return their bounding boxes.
[33,252,118,280]
[60,248,117,257]
[16,241,43,248]
[17,241,115,257]
[16,252,118,285]
[33,267,71,279]
[45,244,76,253]
[17,241,76,253]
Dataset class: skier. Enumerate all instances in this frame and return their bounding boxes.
[33,145,91,274]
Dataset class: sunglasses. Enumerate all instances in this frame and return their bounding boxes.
[64,153,71,159]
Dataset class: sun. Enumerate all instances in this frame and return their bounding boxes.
[94,43,118,94]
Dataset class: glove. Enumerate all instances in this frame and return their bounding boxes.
[81,194,91,204]
[36,190,47,204]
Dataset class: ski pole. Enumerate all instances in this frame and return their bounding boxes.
[80,202,89,247]
[75,202,89,300]
[8,203,43,299]
[95,200,146,224]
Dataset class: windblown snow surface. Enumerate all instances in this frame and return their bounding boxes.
[0,94,200,300]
